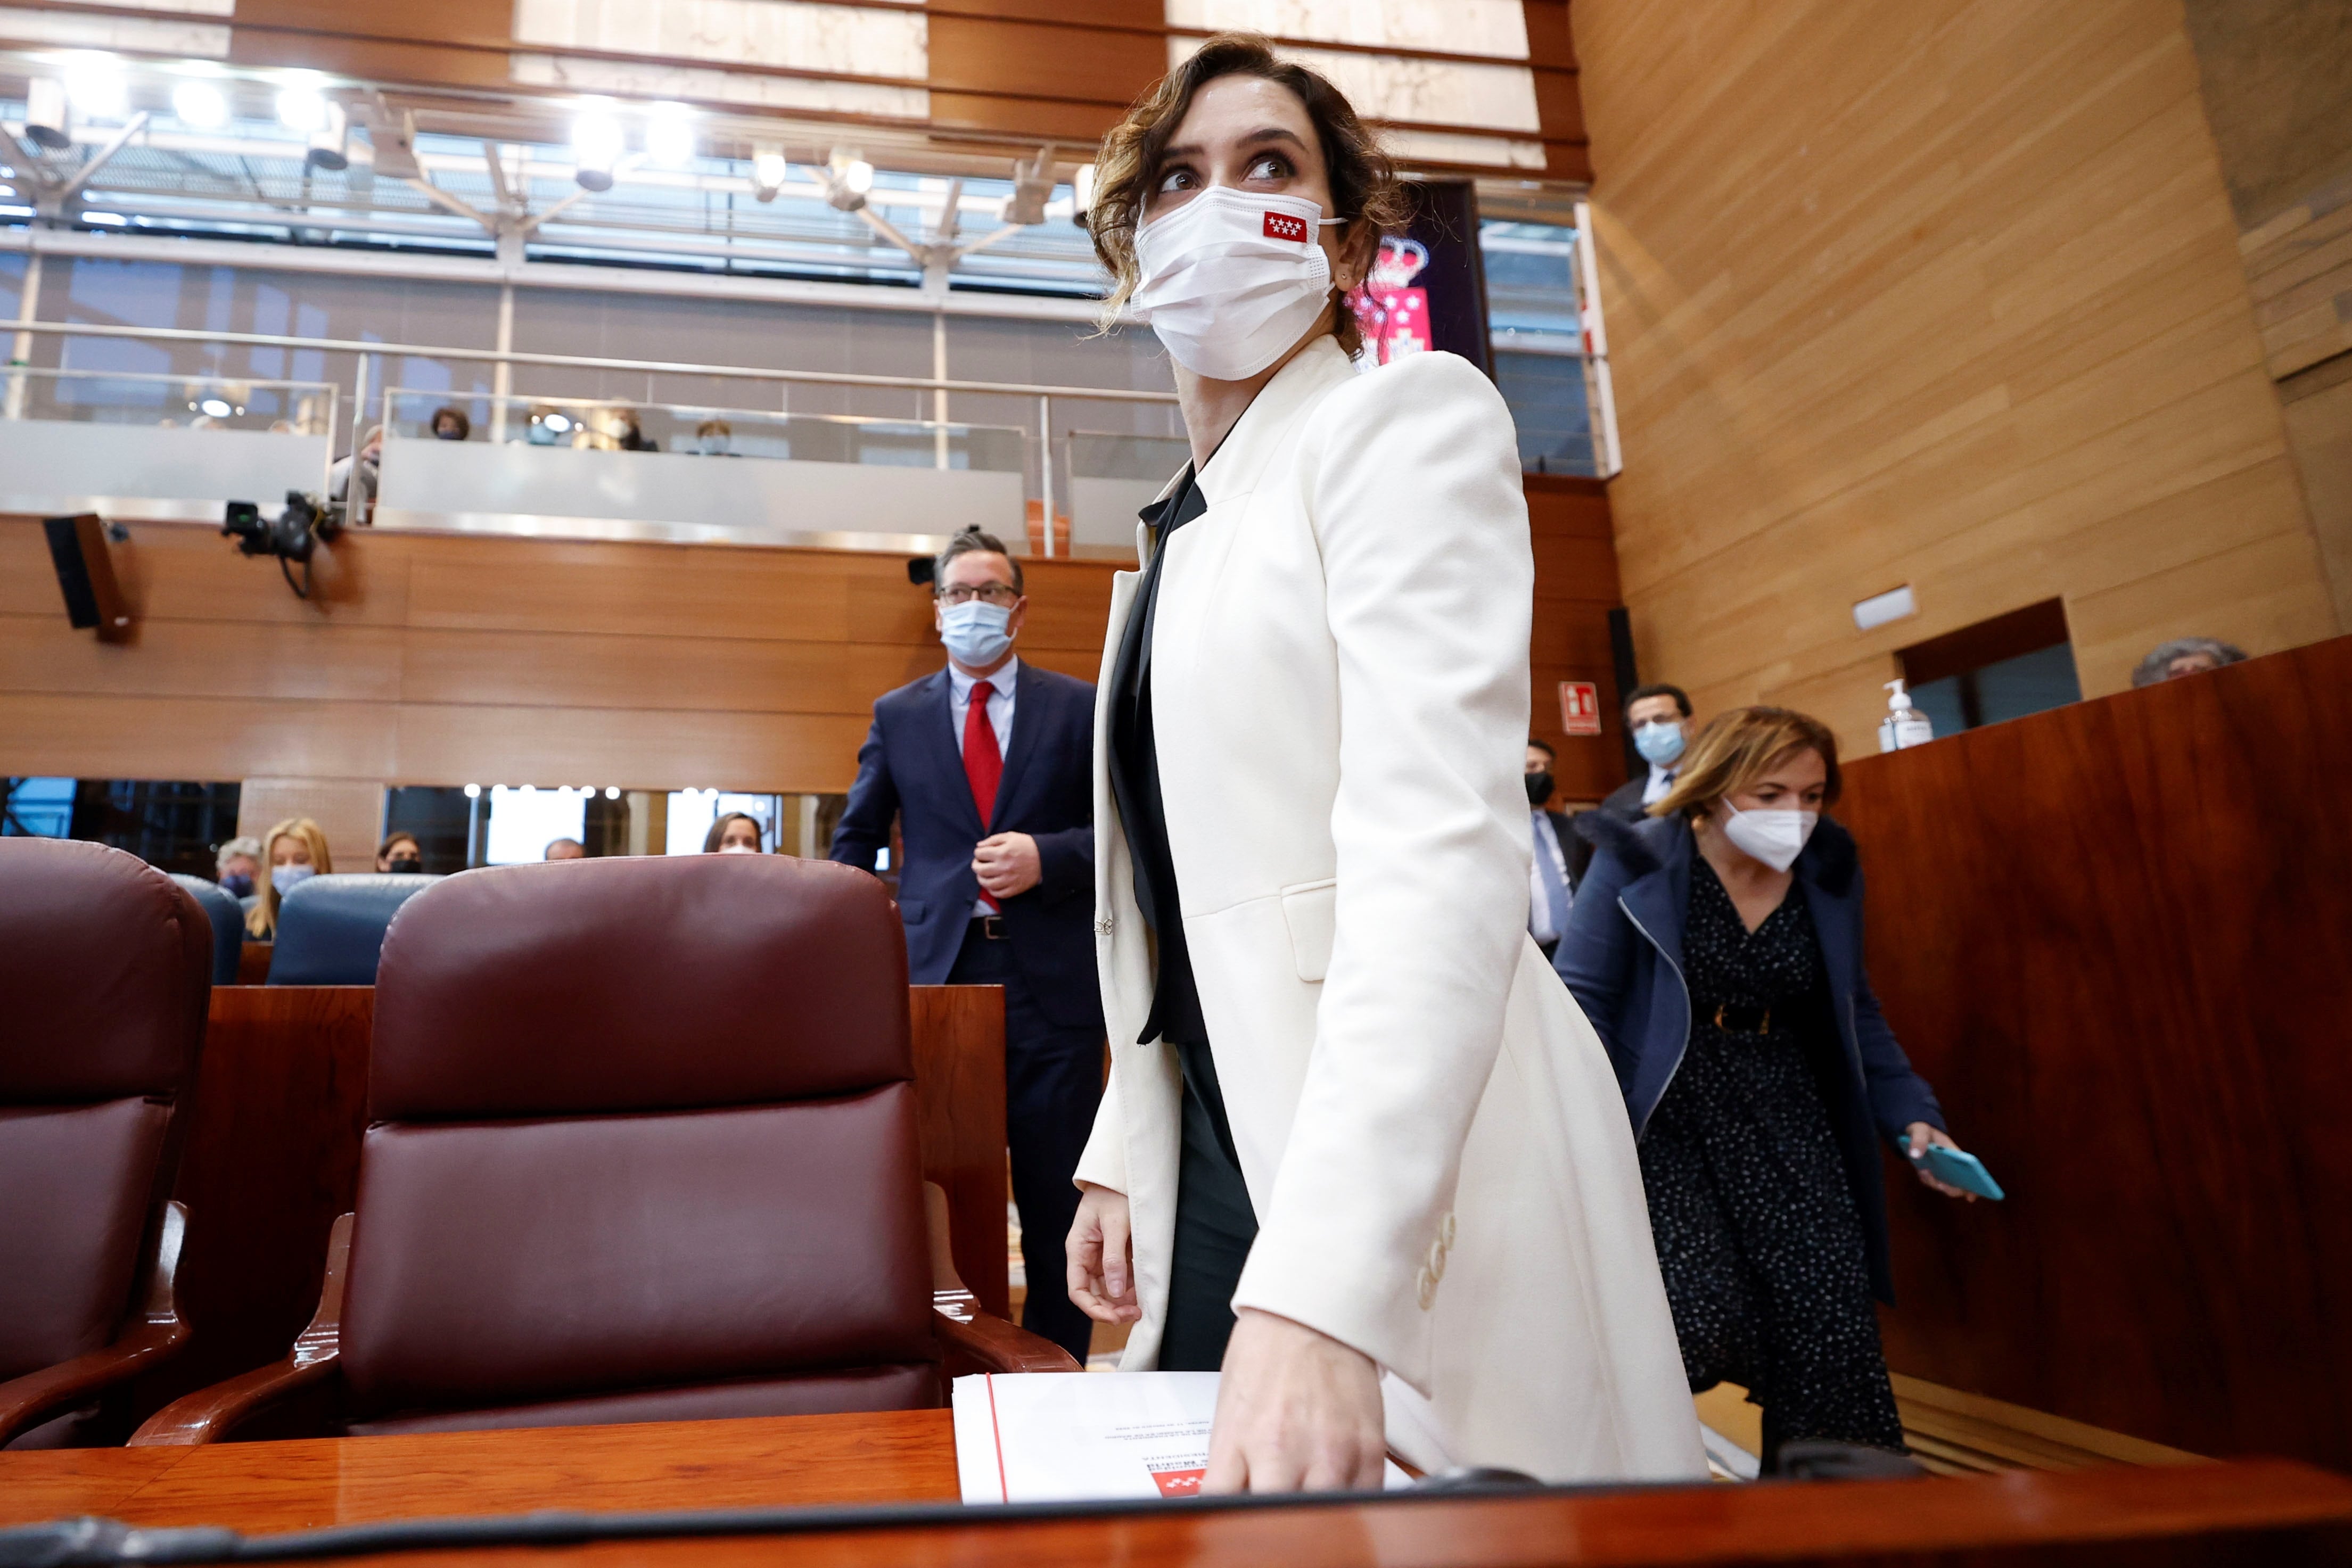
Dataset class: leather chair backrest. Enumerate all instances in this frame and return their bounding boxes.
[266,874,440,986]
[0,840,211,1382]
[338,855,935,1432]
[169,875,245,986]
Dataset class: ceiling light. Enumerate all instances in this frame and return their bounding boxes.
[751,145,787,203]
[25,78,72,150]
[464,783,481,798]
[1002,147,1053,226]
[604,786,620,799]
[644,103,695,166]
[61,55,127,122]
[829,147,873,194]
[81,211,128,226]
[199,397,232,417]
[573,104,623,192]
[305,100,350,171]
[520,784,537,795]
[541,411,572,434]
[170,80,229,130]
[277,83,328,134]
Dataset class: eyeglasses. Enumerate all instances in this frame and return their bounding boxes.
[936,584,1020,606]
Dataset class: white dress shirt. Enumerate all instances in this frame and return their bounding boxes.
[1641,763,1679,806]
[948,656,1017,916]
[1528,810,1574,944]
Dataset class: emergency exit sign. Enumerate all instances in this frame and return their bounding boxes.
[1559,681,1602,736]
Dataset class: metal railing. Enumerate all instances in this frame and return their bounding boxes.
[3,319,1181,555]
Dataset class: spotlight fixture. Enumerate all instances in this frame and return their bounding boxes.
[170,79,229,130]
[305,101,350,171]
[604,787,620,800]
[276,82,328,134]
[199,397,232,417]
[24,78,71,150]
[750,144,787,203]
[572,103,623,192]
[644,103,695,166]
[824,147,871,212]
[61,54,128,122]
[464,783,481,798]
[1072,162,1097,227]
[1001,146,1054,227]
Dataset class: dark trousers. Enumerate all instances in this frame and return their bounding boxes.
[1158,1037,1259,1371]
[947,919,1103,1364]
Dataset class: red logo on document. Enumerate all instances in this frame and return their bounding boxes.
[1148,1464,1207,1497]
[1263,210,1310,243]
[1560,680,1603,736]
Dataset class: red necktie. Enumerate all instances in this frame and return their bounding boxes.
[964,680,1003,910]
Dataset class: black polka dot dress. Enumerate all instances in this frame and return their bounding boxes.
[1638,857,1906,1466]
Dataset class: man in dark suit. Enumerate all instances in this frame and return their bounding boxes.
[1599,682,1696,822]
[829,527,1101,1364]
[1524,740,1581,962]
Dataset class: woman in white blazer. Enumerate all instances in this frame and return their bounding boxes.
[1064,37,1706,1491]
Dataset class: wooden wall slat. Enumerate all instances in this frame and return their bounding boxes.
[1575,0,2340,749]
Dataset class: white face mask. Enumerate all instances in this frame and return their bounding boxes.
[1131,186,1339,381]
[718,842,760,855]
[1718,802,1819,873]
[271,862,317,892]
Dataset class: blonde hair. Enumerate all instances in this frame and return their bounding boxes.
[1087,34,1409,355]
[1652,707,1843,821]
[246,816,334,938]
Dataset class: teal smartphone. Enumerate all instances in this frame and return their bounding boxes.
[1912,1143,2004,1201]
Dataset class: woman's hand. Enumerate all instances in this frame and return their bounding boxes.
[1205,1309,1385,1493]
[1066,1182,1141,1324]
[1906,1123,1978,1202]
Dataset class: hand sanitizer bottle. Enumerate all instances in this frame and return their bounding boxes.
[1879,679,1934,753]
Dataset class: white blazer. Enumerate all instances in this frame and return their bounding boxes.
[1076,336,1706,1482]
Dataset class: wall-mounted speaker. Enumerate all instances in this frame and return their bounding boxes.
[44,514,133,644]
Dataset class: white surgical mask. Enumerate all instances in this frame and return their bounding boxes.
[1131,187,1341,381]
[1718,803,1818,873]
[718,842,760,855]
[940,600,1015,668]
[272,863,317,892]
[1633,721,1687,767]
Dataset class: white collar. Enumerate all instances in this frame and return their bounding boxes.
[949,655,1019,702]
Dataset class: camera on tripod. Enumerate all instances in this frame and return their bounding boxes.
[224,491,341,598]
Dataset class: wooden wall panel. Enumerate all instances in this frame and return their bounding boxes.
[1840,636,2352,1467]
[1526,475,1631,805]
[0,516,1125,805]
[1573,0,2342,753]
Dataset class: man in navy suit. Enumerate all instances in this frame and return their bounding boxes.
[830,527,1101,1363]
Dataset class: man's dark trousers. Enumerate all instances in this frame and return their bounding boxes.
[947,919,1100,1362]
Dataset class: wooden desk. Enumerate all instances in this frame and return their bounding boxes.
[3,1413,2349,1565]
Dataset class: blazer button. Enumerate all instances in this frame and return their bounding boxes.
[1426,1239,1446,1284]
[1440,1212,1457,1250]
[1416,1266,1436,1311]
[1094,913,1114,936]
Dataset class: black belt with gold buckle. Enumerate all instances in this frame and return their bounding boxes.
[972,914,1008,940]
[1713,1002,1772,1035]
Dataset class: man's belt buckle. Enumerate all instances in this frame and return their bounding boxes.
[980,914,1008,940]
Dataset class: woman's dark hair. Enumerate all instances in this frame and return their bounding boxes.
[376,832,421,864]
[703,812,763,853]
[1089,34,1409,357]
[429,406,471,440]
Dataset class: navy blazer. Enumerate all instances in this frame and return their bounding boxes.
[1554,810,1943,1301]
[829,661,1103,1033]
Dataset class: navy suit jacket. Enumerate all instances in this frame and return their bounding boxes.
[829,661,1103,1034]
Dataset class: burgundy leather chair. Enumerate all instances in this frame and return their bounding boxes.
[0,839,211,1448]
[136,853,1074,1442]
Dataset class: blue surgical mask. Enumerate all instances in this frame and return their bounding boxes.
[219,872,253,898]
[272,863,317,893]
[1633,720,1687,766]
[940,600,1014,667]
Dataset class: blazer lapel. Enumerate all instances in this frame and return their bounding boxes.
[923,667,985,840]
[988,662,1045,832]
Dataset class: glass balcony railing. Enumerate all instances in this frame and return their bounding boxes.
[0,367,337,519]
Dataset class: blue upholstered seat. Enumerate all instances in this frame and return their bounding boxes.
[169,874,246,986]
[267,874,442,986]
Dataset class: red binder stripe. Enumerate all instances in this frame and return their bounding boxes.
[985,1373,1009,1503]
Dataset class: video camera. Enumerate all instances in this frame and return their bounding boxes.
[224,491,341,598]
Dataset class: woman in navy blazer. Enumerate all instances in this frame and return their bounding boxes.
[1555,706,1977,1471]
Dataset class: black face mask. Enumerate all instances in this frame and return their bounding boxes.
[385,856,423,875]
[219,872,253,898]
[1525,771,1555,807]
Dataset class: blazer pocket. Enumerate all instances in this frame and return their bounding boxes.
[1279,878,1339,983]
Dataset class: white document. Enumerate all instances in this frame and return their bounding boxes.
[953,1371,1412,1504]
